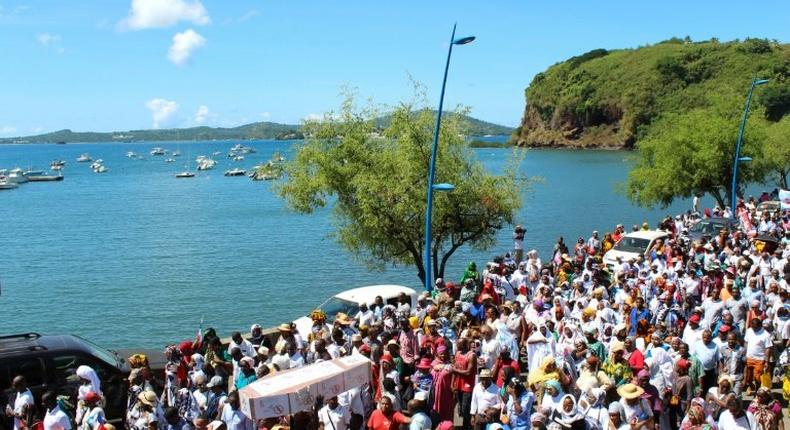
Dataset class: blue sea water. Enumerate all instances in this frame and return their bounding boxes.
[0,140,698,349]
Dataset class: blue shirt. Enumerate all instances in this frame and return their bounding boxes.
[506,391,534,430]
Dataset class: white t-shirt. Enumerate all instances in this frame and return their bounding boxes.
[718,410,756,430]
[619,398,653,422]
[318,404,351,430]
[44,405,72,430]
[13,390,34,430]
[744,328,772,360]
[409,412,432,430]
[220,404,251,430]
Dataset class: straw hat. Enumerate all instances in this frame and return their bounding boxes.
[138,390,157,407]
[335,313,353,325]
[617,383,645,400]
[479,368,493,379]
[277,323,292,332]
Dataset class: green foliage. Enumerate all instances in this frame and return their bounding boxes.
[626,101,769,208]
[760,84,790,121]
[760,117,790,189]
[277,90,525,284]
[514,38,790,149]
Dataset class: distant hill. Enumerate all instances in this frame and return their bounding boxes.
[376,111,514,136]
[512,37,790,148]
[1,112,513,144]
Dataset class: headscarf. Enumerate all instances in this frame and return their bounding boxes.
[191,353,205,372]
[646,347,675,392]
[555,394,585,425]
[77,365,102,398]
[529,356,560,385]
[608,402,625,421]
[687,404,705,425]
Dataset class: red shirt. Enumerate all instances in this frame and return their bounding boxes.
[367,410,408,430]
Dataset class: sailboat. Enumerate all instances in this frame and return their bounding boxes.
[175,134,195,178]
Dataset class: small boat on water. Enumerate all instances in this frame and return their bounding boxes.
[196,157,217,170]
[171,151,181,157]
[51,159,66,167]
[125,151,138,158]
[0,180,18,190]
[233,155,244,161]
[224,168,246,177]
[23,169,45,177]
[94,165,108,173]
[26,172,64,182]
[77,153,92,162]
[175,171,195,178]
[165,158,176,163]
[51,165,63,171]
[212,151,222,156]
[7,168,28,184]
[150,147,166,155]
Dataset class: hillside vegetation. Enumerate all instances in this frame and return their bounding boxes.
[1,112,512,144]
[511,37,790,148]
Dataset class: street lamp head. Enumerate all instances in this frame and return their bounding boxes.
[453,36,475,45]
[432,183,456,192]
[755,79,769,86]
[738,156,753,162]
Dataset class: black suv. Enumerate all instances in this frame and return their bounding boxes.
[0,333,162,428]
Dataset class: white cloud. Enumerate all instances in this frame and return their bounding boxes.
[167,29,206,66]
[36,32,60,45]
[260,112,271,120]
[119,0,210,31]
[238,10,259,22]
[32,126,43,133]
[146,98,179,128]
[194,105,210,124]
[0,126,17,134]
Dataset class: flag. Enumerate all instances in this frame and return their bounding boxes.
[779,189,790,210]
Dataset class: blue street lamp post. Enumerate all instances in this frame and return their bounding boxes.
[424,24,474,292]
[730,77,768,212]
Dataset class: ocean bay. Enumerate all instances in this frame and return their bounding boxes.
[0,140,693,348]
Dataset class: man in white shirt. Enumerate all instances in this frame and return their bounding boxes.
[692,329,720,392]
[743,317,773,395]
[317,396,351,430]
[5,376,34,430]
[406,397,431,430]
[470,369,502,430]
[220,392,252,430]
[226,332,255,358]
[682,314,705,346]
[717,396,756,430]
[42,391,71,430]
[355,303,375,328]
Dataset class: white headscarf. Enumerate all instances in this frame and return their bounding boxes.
[191,353,205,372]
[646,347,675,392]
[555,394,585,425]
[76,365,102,398]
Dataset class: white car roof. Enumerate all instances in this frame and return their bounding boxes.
[621,230,669,241]
[334,285,417,305]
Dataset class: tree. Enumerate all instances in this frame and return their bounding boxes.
[760,116,790,189]
[626,106,768,209]
[276,91,524,284]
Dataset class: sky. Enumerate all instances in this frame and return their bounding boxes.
[1,1,789,136]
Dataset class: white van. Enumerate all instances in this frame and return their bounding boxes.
[292,284,418,339]
[603,230,669,269]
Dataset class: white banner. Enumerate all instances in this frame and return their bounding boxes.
[780,189,790,210]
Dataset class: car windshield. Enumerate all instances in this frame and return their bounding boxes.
[318,297,359,322]
[612,237,651,253]
[75,336,120,368]
[690,221,716,233]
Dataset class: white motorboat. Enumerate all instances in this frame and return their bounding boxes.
[77,153,92,162]
[51,165,63,171]
[150,147,166,155]
[175,171,195,178]
[171,151,181,157]
[8,168,28,184]
[125,151,138,158]
[94,165,109,173]
[165,158,176,163]
[51,159,66,167]
[233,155,244,161]
[23,169,45,177]
[224,168,246,177]
[212,151,222,156]
[197,157,217,171]
[0,180,18,190]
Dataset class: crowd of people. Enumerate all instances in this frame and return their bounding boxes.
[5,198,790,430]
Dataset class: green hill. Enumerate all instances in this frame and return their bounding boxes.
[511,37,790,148]
[376,111,513,136]
[1,112,512,144]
